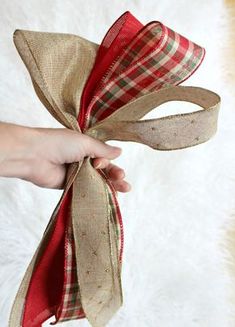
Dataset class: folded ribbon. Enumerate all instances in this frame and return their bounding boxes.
[9,11,220,327]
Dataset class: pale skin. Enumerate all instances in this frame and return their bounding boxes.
[0,121,131,192]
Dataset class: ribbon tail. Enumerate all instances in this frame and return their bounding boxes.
[8,163,82,327]
[71,158,123,327]
[8,188,70,326]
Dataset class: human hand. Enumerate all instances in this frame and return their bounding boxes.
[0,122,131,191]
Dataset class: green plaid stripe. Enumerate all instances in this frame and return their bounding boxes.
[100,22,164,87]
[84,22,204,129]
[54,221,84,323]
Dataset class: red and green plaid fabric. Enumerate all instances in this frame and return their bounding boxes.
[84,21,205,129]
[53,13,205,324]
[53,222,85,323]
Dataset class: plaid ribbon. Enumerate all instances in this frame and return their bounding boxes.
[84,21,204,128]
[53,12,205,324]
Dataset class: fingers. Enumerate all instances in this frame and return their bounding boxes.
[92,160,131,193]
[85,137,132,192]
[103,162,125,180]
[84,135,122,160]
[110,179,131,193]
[92,157,110,169]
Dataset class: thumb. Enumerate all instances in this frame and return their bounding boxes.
[83,135,122,160]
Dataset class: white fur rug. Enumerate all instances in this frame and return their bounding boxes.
[0,1,235,326]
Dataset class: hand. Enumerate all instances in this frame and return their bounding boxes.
[0,122,131,191]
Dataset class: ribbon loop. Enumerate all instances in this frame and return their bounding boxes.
[13,29,98,130]
[85,86,220,150]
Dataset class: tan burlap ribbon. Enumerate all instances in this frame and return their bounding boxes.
[9,29,221,327]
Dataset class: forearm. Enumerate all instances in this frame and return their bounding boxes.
[0,121,35,179]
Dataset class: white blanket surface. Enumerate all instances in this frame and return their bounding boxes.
[0,1,235,326]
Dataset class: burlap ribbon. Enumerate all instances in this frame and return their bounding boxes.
[9,11,220,327]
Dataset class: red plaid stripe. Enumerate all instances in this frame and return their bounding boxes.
[83,22,204,129]
[51,221,85,324]
[99,22,163,87]
[53,17,205,323]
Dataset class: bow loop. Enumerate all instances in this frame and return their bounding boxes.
[13,29,98,130]
[85,86,220,150]
[83,20,205,129]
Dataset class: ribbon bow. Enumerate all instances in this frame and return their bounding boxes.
[9,11,220,327]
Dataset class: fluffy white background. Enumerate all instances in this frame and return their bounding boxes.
[0,0,235,326]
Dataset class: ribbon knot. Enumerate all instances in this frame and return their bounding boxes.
[9,11,220,327]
